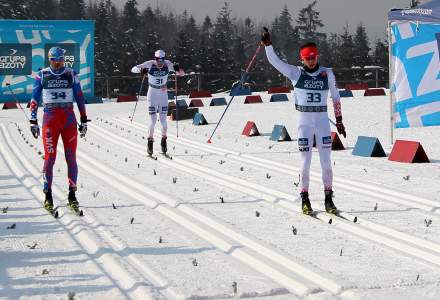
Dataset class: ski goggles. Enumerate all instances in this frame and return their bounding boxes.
[49,56,65,62]
[155,57,165,62]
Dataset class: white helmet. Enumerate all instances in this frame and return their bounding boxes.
[154,49,165,59]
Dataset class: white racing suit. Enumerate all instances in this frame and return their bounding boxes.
[265,45,342,192]
[131,60,175,138]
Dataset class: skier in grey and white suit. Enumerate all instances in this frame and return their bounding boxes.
[131,49,184,155]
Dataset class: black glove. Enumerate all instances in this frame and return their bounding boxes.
[141,68,148,75]
[78,116,90,138]
[29,119,40,139]
[335,116,346,138]
[261,27,272,46]
[173,63,180,72]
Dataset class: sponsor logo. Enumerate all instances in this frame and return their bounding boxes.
[47,78,69,88]
[64,55,75,68]
[299,146,310,152]
[0,43,32,75]
[298,138,308,146]
[151,70,168,77]
[0,55,26,68]
[303,79,324,89]
[401,8,432,16]
[322,136,332,144]
[45,132,54,154]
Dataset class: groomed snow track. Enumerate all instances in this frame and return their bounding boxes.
[108,118,440,269]
[3,122,350,298]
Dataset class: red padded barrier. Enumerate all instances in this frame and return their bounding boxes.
[331,132,345,150]
[244,95,263,104]
[345,83,368,90]
[242,121,260,136]
[388,140,429,163]
[267,86,290,94]
[189,99,204,107]
[189,90,212,98]
[364,88,386,96]
[2,102,17,109]
[117,94,137,102]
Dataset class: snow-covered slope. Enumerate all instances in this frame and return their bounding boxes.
[1,92,440,299]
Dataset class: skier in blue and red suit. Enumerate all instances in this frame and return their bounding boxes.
[29,46,89,213]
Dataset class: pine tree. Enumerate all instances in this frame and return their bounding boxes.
[28,0,58,19]
[139,5,160,59]
[372,36,388,67]
[211,2,237,91]
[353,22,371,67]
[326,33,340,67]
[58,0,86,19]
[120,0,142,72]
[338,24,355,68]
[1,0,31,19]
[196,16,216,90]
[174,15,199,72]
[272,5,298,64]
[118,0,142,93]
[296,0,326,44]
[86,0,97,19]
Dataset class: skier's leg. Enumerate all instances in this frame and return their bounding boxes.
[159,106,168,138]
[42,111,61,192]
[297,125,313,193]
[159,98,168,153]
[316,119,337,213]
[148,106,157,138]
[60,109,78,190]
[316,119,333,191]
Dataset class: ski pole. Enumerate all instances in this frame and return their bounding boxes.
[175,74,179,138]
[5,83,30,121]
[328,118,336,127]
[207,43,262,143]
[130,74,146,122]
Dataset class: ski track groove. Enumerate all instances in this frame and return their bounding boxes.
[0,123,179,300]
[7,123,328,298]
[109,118,440,268]
[78,126,342,296]
[119,118,440,211]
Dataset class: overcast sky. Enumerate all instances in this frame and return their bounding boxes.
[112,0,416,40]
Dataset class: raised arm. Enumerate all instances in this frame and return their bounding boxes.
[265,46,301,80]
[261,27,300,81]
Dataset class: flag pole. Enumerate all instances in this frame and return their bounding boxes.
[387,21,395,145]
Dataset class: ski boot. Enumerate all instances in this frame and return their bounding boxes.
[44,188,57,217]
[161,136,167,154]
[68,186,83,216]
[324,190,338,215]
[301,191,313,215]
[147,138,154,156]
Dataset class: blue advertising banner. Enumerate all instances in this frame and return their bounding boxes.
[390,22,440,127]
[0,20,94,103]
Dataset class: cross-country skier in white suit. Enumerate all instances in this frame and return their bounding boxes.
[261,28,347,215]
[131,49,184,155]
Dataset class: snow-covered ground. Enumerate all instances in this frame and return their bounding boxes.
[1,91,440,300]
